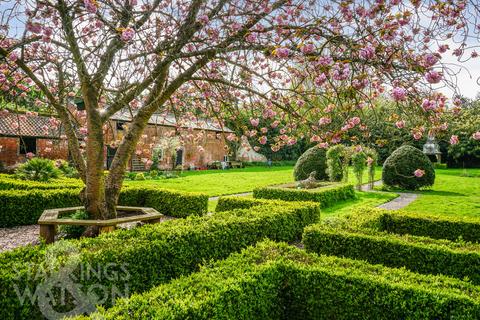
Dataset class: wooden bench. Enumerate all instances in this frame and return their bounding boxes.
[229,161,243,168]
[38,206,163,244]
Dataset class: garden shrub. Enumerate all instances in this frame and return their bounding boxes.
[135,172,146,180]
[293,146,328,181]
[0,186,208,227]
[374,208,480,243]
[215,196,269,212]
[351,148,367,190]
[303,207,480,284]
[326,145,349,182]
[0,200,319,318]
[0,175,82,190]
[253,183,355,208]
[303,223,480,285]
[0,188,82,227]
[55,159,80,178]
[364,147,378,189]
[14,158,61,182]
[58,209,89,238]
[75,241,480,320]
[119,186,208,218]
[382,145,435,190]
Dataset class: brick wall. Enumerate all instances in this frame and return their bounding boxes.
[0,137,22,166]
[0,137,69,167]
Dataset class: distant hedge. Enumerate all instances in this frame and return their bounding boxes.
[75,241,480,320]
[0,199,319,318]
[303,207,480,284]
[0,174,82,190]
[253,183,355,208]
[0,186,208,227]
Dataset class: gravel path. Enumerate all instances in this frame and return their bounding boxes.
[209,192,252,201]
[0,225,40,252]
[377,192,418,210]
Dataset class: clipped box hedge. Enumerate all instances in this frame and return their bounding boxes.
[0,174,82,190]
[0,186,208,227]
[253,183,355,208]
[0,199,319,318]
[75,241,480,320]
[303,223,480,285]
[377,208,480,243]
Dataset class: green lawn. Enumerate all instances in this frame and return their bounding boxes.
[404,168,480,218]
[125,167,294,197]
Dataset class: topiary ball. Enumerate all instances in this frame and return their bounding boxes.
[293,146,328,181]
[382,145,435,190]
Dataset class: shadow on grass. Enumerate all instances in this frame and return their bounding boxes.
[415,190,466,197]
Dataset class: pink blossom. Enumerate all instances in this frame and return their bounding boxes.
[354,145,363,152]
[250,118,259,127]
[359,45,375,60]
[84,0,98,13]
[259,136,267,145]
[197,146,205,153]
[310,135,321,142]
[0,74,5,83]
[318,142,329,149]
[367,157,374,166]
[8,52,18,62]
[395,120,405,129]
[414,169,425,178]
[473,132,480,140]
[316,56,333,66]
[270,120,280,128]
[253,146,260,152]
[391,87,407,101]
[198,15,209,25]
[314,73,327,86]
[26,22,42,34]
[425,70,442,84]
[351,117,361,125]
[423,53,439,67]
[275,47,290,58]
[413,131,423,140]
[26,152,35,159]
[450,135,459,145]
[302,43,315,54]
[120,27,135,42]
[318,117,331,126]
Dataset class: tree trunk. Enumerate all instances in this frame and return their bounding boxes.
[83,94,112,220]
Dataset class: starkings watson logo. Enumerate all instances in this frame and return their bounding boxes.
[12,241,130,319]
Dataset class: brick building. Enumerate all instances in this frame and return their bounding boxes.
[0,111,232,171]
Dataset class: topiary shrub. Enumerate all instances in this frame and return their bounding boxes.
[326,145,350,182]
[14,158,60,182]
[382,145,435,190]
[293,146,328,181]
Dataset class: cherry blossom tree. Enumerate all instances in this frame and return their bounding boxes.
[0,0,478,221]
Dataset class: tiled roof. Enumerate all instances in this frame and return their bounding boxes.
[111,110,233,133]
[0,112,63,138]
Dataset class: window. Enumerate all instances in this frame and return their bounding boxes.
[19,137,36,155]
[153,147,164,161]
[223,155,229,162]
[116,121,126,130]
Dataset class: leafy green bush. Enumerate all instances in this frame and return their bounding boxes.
[55,159,79,178]
[382,145,435,190]
[58,209,89,238]
[135,172,146,180]
[0,174,82,190]
[375,208,480,243]
[326,145,350,182]
[351,148,367,189]
[14,158,61,182]
[293,146,328,181]
[253,183,355,208]
[0,186,208,227]
[433,162,447,169]
[0,200,319,318]
[0,188,82,227]
[303,223,480,285]
[75,241,480,320]
[119,186,208,218]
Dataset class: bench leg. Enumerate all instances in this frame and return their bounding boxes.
[99,226,116,234]
[40,225,56,244]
